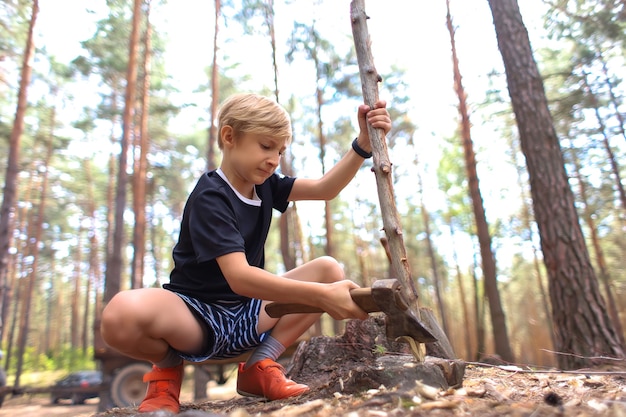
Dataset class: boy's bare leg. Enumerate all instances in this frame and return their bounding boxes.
[101,287,206,363]
[101,288,207,413]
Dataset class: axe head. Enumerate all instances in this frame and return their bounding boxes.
[370,279,437,343]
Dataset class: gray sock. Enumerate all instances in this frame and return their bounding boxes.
[244,336,286,369]
[155,348,183,369]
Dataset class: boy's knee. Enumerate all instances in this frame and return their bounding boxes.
[316,256,344,283]
[101,291,136,344]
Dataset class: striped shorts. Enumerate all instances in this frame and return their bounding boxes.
[172,292,266,362]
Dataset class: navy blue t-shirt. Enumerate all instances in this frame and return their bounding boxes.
[164,170,295,304]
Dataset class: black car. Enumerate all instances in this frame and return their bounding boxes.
[50,370,102,404]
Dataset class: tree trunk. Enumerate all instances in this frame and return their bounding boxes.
[446,0,513,362]
[84,159,104,336]
[267,0,300,272]
[449,223,473,360]
[5,277,21,375]
[418,170,449,337]
[82,224,93,355]
[472,254,486,361]
[5,181,34,371]
[197,3,221,397]
[509,133,556,352]
[313,85,334,259]
[315,85,338,334]
[581,70,626,215]
[487,0,625,368]
[597,51,626,143]
[207,0,220,171]
[566,140,625,345]
[105,89,119,288]
[15,100,53,388]
[105,0,142,302]
[0,0,38,342]
[131,1,153,289]
[71,224,83,354]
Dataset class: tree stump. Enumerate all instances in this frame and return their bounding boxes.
[286,317,465,396]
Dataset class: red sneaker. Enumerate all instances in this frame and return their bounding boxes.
[237,359,309,400]
[138,364,184,413]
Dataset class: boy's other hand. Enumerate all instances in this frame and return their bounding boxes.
[319,280,369,321]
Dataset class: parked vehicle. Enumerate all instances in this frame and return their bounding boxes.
[50,370,102,405]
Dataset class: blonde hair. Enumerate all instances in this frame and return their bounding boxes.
[217,93,292,149]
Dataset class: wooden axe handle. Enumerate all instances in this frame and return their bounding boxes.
[265,287,379,318]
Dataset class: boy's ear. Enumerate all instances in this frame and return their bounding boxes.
[221,126,234,148]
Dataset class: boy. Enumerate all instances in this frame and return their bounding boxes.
[100,93,391,413]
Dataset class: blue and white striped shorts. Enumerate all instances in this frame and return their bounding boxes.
[172,292,266,362]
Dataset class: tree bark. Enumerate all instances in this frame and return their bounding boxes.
[105,0,142,302]
[566,140,625,345]
[314,84,334,260]
[0,0,38,342]
[207,0,220,171]
[15,97,53,388]
[449,225,473,360]
[84,159,104,333]
[509,134,556,352]
[71,224,84,353]
[446,0,513,362]
[487,0,625,368]
[4,181,34,371]
[418,170,449,337]
[581,70,626,215]
[131,1,153,289]
[266,0,300,272]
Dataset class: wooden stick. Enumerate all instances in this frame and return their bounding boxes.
[350,0,420,310]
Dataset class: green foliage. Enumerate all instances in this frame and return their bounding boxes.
[3,345,96,374]
[50,346,98,372]
[372,344,387,355]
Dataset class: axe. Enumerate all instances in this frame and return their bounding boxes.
[265,279,437,344]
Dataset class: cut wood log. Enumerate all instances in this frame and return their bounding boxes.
[286,317,466,393]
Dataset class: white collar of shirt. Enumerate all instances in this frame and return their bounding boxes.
[216,168,262,206]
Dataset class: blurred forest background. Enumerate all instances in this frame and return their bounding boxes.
[0,0,625,390]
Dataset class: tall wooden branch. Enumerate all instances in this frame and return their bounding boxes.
[350,0,420,310]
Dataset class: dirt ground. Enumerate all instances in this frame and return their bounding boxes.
[7,362,626,416]
[188,363,626,416]
[94,318,626,416]
[0,395,98,417]
[12,317,626,417]
[6,360,625,414]
[87,362,626,417]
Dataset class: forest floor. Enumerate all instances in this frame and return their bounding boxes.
[201,363,626,416]
[93,361,626,417]
[92,317,626,417]
[6,320,626,416]
[4,361,626,417]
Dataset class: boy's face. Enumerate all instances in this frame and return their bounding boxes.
[223,127,287,190]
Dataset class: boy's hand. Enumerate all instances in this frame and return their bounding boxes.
[318,280,369,321]
[356,100,392,153]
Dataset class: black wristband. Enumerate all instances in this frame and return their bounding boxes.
[352,138,372,159]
